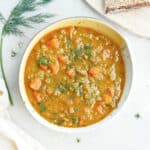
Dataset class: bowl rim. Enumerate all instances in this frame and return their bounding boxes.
[19,16,133,133]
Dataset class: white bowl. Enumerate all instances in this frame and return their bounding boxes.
[19,17,133,133]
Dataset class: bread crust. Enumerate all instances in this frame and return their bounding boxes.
[105,1,150,13]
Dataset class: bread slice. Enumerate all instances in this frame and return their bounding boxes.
[105,0,150,13]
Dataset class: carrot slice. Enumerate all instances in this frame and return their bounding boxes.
[67,27,74,34]
[39,64,47,70]
[46,38,59,49]
[30,78,42,91]
[94,102,103,114]
[66,27,75,39]
[46,88,54,95]
[66,68,75,78]
[33,91,42,102]
[58,55,68,64]
[88,67,99,77]
[102,94,112,104]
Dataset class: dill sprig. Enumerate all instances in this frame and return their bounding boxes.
[0,13,5,23]
[3,0,54,36]
[37,0,52,5]
[0,0,54,105]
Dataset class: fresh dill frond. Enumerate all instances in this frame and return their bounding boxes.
[0,13,5,24]
[2,0,54,36]
[3,14,53,36]
[37,0,53,5]
[26,13,54,24]
[0,0,54,105]
[3,16,32,36]
[10,0,37,17]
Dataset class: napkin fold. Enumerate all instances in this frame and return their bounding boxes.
[0,78,45,150]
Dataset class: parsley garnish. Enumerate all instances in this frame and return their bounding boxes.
[39,103,46,112]
[71,117,78,125]
[38,56,49,66]
[73,48,83,58]
[134,113,141,119]
[59,83,68,93]
[76,138,80,143]
[84,45,92,58]
[11,50,17,57]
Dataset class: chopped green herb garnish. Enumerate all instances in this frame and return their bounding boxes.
[134,113,140,119]
[38,56,49,66]
[76,138,80,143]
[71,117,78,125]
[71,84,78,92]
[39,103,46,112]
[73,48,83,58]
[84,45,92,58]
[59,84,68,93]
[11,50,17,57]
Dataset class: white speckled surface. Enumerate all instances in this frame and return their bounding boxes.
[0,0,150,150]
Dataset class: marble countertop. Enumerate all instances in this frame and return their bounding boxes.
[1,0,150,149]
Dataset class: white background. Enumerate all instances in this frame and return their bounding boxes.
[0,0,150,149]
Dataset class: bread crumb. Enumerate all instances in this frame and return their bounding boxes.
[0,90,3,96]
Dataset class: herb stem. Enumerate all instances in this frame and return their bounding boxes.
[0,32,13,105]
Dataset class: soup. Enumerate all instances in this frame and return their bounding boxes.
[25,26,125,127]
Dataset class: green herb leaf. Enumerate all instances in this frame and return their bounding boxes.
[134,113,140,119]
[2,0,54,36]
[37,0,53,5]
[71,117,78,125]
[76,138,80,143]
[0,13,5,23]
[84,45,92,58]
[73,48,83,58]
[59,85,67,93]
[38,56,49,65]
[11,50,17,57]
[26,13,54,24]
[70,83,78,92]
[39,103,46,112]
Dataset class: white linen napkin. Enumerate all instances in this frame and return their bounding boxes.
[0,77,45,150]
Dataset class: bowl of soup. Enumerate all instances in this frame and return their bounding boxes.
[19,17,133,132]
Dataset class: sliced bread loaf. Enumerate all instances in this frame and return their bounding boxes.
[105,0,150,13]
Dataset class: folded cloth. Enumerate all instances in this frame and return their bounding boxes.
[0,78,45,150]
